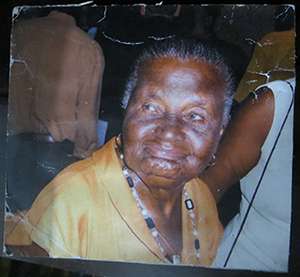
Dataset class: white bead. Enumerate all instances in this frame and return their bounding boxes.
[196,253,201,258]
[152,231,158,237]
[186,200,193,209]
[184,191,189,196]
[142,210,147,216]
[120,154,124,159]
[193,230,198,237]
[190,213,195,219]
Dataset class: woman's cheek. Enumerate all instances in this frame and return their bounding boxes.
[193,136,216,162]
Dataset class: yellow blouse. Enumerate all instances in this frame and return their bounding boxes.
[5,138,223,266]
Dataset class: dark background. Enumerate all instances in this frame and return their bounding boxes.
[0,1,299,277]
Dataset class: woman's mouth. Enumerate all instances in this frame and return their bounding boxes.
[143,144,187,162]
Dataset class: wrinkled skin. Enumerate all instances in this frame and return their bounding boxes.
[122,57,227,192]
[121,56,227,256]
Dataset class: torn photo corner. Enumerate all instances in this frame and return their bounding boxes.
[1,3,297,277]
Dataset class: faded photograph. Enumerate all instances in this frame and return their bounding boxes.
[3,4,295,273]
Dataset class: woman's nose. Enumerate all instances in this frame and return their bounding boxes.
[154,117,186,142]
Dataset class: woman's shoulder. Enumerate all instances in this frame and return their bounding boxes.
[58,155,97,181]
[26,138,118,223]
[41,139,117,198]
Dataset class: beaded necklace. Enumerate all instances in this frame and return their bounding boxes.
[121,154,201,265]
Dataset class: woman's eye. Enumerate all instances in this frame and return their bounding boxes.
[143,104,155,111]
[189,113,203,121]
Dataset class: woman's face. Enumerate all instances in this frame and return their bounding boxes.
[122,57,226,188]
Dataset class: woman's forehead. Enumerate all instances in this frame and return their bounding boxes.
[135,57,226,98]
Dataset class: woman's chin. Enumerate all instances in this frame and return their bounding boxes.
[138,157,197,186]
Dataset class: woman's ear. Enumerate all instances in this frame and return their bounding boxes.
[220,127,225,137]
[219,122,228,137]
[220,113,231,137]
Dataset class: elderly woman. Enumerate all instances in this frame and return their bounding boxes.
[5,39,234,266]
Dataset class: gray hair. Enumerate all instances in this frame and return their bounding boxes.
[122,39,235,126]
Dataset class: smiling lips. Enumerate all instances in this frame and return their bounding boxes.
[143,144,187,161]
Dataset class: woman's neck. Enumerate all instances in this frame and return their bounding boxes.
[132,171,183,218]
[132,172,183,256]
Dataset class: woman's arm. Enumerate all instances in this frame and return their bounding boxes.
[199,87,275,203]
